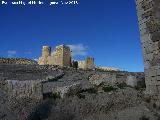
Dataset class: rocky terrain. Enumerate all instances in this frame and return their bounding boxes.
[0,58,38,65]
[0,64,159,120]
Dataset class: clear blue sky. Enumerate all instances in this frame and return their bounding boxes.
[0,0,144,72]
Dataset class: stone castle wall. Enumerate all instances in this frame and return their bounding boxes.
[38,45,71,67]
[78,61,86,69]
[38,45,95,69]
[78,57,95,69]
[86,57,95,69]
[136,0,160,95]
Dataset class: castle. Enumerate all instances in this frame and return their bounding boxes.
[38,45,95,69]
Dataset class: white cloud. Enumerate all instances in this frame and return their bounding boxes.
[67,44,88,56]
[33,58,39,61]
[7,50,17,57]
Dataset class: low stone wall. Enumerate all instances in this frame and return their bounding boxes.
[3,80,43,99]
[0,64,145,100]
[89,72,145,88]
[126,72,145,88]
[0,58,38,65]
[89,73,117,85]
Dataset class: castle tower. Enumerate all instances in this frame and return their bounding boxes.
[85,57,95,69]
[38,46,51,65]
[52,45,71,67]
[42,46,51,58]
[136,0,160,96]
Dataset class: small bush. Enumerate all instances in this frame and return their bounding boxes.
[117,82,127,89]
[98,82,105,87]
[52,92,61,99]
[43,92,61,99]
[139,116,149,120]
[102,86,117,92]
[46,76,58,82]
[153,103,157,108]
[144,97,151,103]
[135,86,146,91]
[135,86,140,90]
[78,87,97,94]
[77,93,85,99]
[157,116,160,120]
[87,88,97,94]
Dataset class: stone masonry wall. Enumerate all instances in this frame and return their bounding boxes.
[78,57,95,69]
[3,80,43,99]
[78,61,86,69]
[85,57,95,69]
[136,0,160,95]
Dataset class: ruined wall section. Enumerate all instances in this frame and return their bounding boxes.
[136,0,160,95]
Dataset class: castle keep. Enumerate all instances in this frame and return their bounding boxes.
[38,44,95,69]
[136,0,160,95]
[51,45,71,67]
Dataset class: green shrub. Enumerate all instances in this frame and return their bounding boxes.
[102,86,117,92]
[153,103,157,108]
[135,86,141,90]
[77,93,85,99]
[78,87,97,94]
[117,82,127,89]
[43,92,61,99]
[139,116,149,120]
[135,86,146,91]
[144,97,151,103]
[52,92,61,99]
[87,88,97,94]
[157,116,160,120]
[46,76,58,82]
[98,82,105,86]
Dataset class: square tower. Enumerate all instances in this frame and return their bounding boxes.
[52,45,71,67]
[38,46,51,65]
